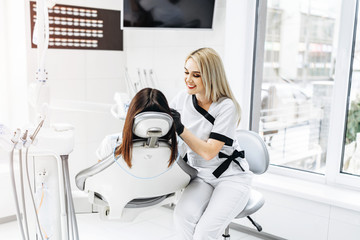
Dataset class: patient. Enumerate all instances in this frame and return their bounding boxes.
[96,88,178,168]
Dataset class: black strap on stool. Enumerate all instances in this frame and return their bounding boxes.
[212,150,245,178]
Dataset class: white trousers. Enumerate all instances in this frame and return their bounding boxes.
[173,177,251,240]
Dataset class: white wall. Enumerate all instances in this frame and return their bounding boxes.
[234,174,360,240]
[124,0,227,102]
[224,0,258,130]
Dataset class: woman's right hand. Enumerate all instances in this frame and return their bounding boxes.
[170,108,184,135]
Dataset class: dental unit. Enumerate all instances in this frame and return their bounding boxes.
[1,0,78,239]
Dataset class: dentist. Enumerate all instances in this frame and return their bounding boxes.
[170,47,253,240]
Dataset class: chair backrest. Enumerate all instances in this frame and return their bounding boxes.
[236,130,269,174]
[133,111,173,148]
[119,111,177,179]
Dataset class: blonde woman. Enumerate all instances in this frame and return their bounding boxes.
[170,48,253,240]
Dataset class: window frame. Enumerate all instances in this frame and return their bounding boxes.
[326,0,360,189]
[250,0,360,189]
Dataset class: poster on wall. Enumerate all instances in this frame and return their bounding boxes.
[30,2,123,51]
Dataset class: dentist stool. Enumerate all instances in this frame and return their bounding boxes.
[75,112,197,221]
[223,130,270,240]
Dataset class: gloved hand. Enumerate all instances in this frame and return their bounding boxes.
[170,108,184,135]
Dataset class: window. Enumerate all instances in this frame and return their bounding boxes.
[258,0,341,174]
[342,5,360,176]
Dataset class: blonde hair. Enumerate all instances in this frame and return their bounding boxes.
[186,47,242,124]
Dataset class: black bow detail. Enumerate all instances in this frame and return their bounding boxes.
[212,150,245,178]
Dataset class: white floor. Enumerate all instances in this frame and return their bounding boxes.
[0,207,263,240]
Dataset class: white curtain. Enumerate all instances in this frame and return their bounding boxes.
[0,0,9,126]
[0,0,29,130]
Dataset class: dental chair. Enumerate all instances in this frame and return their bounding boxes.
[75,112,197,221]
[222,130,270,240]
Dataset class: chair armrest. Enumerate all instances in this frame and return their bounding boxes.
[177,156,198,180]
[75,154,114,190]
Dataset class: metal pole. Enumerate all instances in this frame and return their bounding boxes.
[222,225,230,240]
[61,155,79,240]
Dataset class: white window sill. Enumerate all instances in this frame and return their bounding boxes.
[252,172,360,212]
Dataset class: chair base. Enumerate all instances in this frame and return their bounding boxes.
[222,216,263,240]
[222,234,230,240]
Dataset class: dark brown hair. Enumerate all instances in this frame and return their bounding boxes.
[115,88,178,168]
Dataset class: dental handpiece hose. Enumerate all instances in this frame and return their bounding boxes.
[30,119,44,142]
[10,129,27,240]
[24,148,45,240]
[20,131,30,240]
[25,120,46,240]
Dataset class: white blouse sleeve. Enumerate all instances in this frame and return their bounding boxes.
[209,99,237,146]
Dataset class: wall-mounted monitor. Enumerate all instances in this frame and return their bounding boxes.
[123,0,216,29]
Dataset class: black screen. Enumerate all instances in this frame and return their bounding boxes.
[123,0,215,28]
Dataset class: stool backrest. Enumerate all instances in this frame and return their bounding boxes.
[236,130,269,174]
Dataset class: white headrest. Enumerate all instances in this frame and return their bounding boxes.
[133,112,173,138]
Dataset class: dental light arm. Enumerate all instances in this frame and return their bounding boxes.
[29,0,55,126]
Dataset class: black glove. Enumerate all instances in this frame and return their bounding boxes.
[170,108,184,135]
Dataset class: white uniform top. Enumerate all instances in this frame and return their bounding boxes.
[170,90,253,183]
